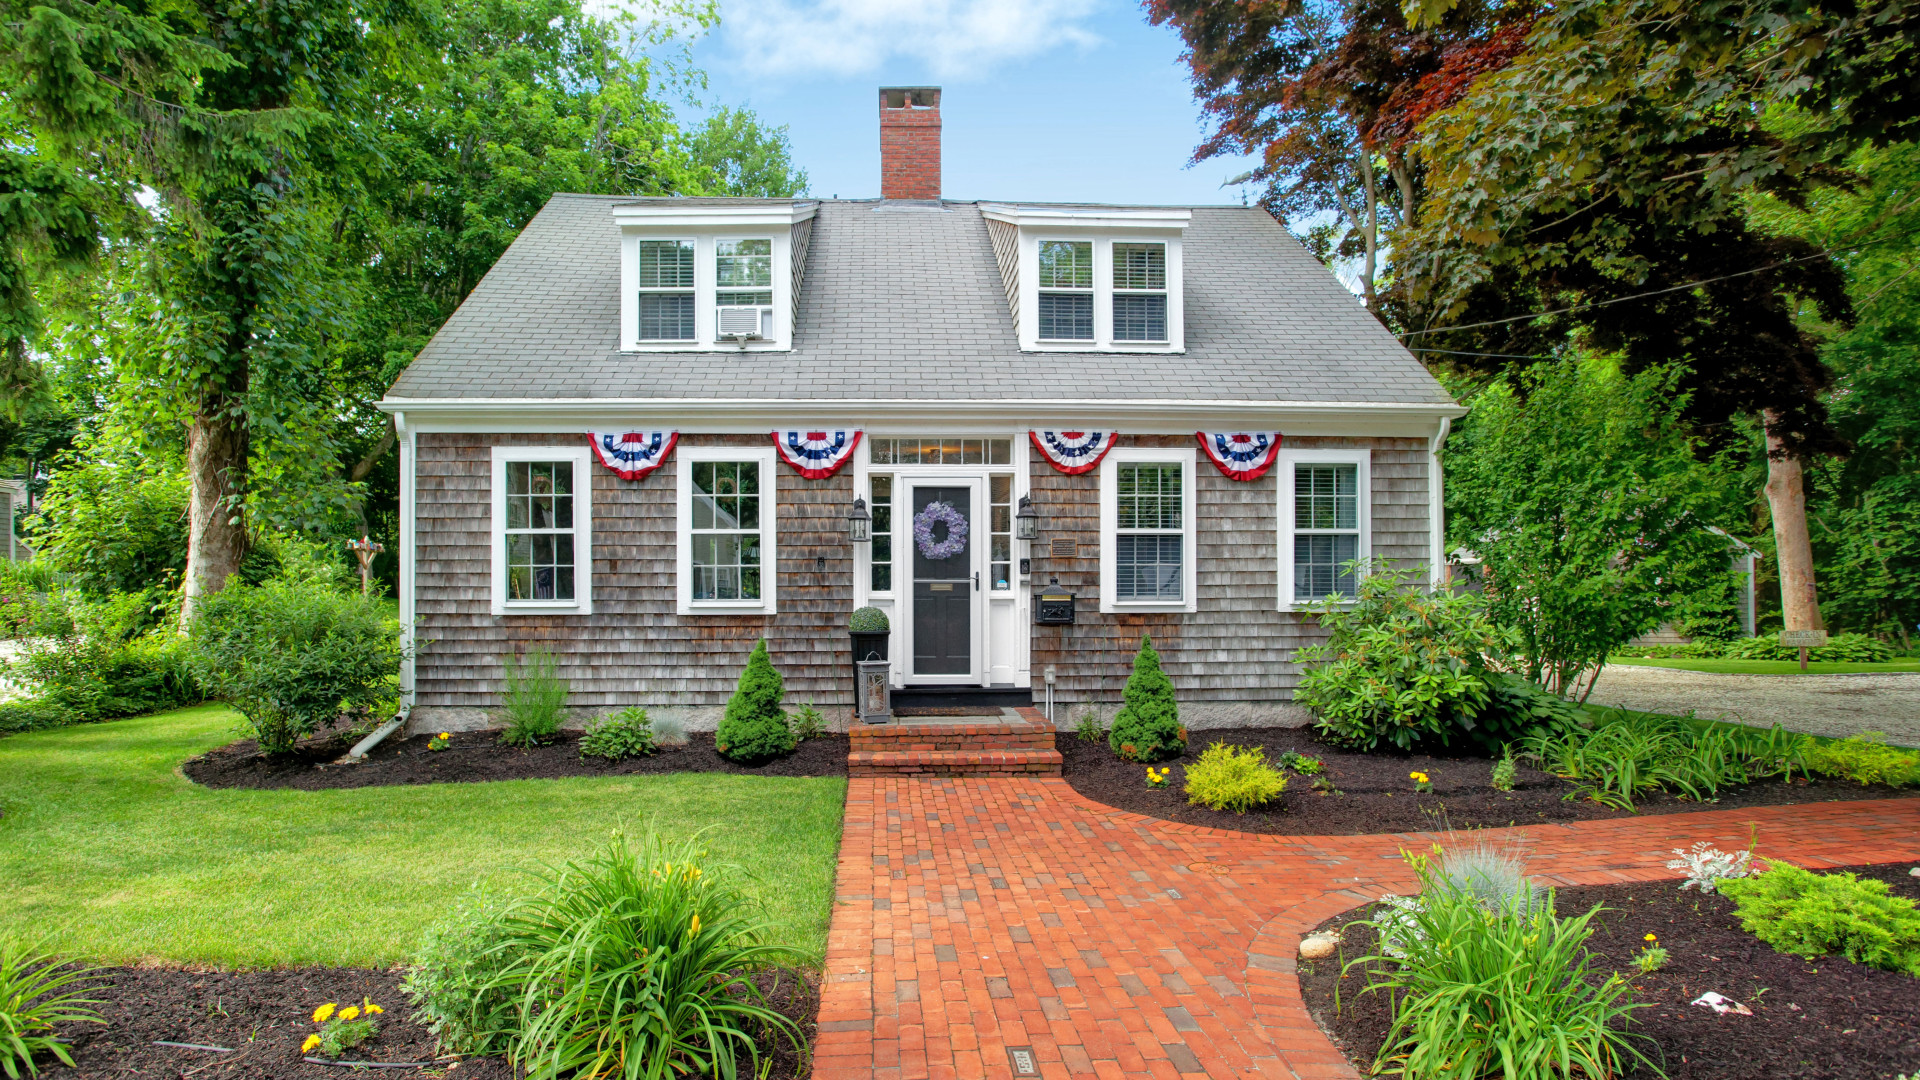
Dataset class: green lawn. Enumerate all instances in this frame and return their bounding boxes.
[1608,657,1920,675]
[0,706,845,969]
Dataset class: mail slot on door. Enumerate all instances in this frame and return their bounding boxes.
[1035,590,1076,625]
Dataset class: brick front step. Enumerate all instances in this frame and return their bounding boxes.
[848,717,1056,755]
[847,748,1064,777]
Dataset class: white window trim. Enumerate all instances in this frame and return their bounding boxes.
[634,236,698,343]
[1099,446,1197,614]
[614,203,814,353]
[490,445,593,617]
[676,444,779,616]
[1277,447,1372,612]
[1022,235,1185,352]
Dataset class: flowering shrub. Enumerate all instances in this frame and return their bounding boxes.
[1183,742,1286,813]
[427,732,451,752]
[303,997,382,1058]
[1665,841,1755,893]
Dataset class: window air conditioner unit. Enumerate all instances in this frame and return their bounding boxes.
[716,305,772,339]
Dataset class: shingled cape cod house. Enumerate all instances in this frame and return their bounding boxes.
[376,87,1466,734]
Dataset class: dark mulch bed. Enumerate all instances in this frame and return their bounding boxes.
[46,964,819,1079]
[1058,726,1920,835]
[184,729,850,791]
[1298,861,1920,1080]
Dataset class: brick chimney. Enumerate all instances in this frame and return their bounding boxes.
[879,87,941,200]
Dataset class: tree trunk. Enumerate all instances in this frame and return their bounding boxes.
[1762,410,1824,634]
[180,400,250,630]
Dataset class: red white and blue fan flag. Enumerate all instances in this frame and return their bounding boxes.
[1030,430,1118,475]
[773,429,862,479]
[587,431,678,480]
[1197,431,1283,481]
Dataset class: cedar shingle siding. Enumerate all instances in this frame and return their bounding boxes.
[412,431,1426,727]
[415,433,852,723]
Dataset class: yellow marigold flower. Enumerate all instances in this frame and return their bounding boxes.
[439,732,450,739]
[339,1006,360,1022]
[1645,933,1657,942]
[364,1000,383,1015]
[312,1003,336,1023]
[302,1034,322,1053]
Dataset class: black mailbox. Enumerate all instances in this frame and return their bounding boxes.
[1035,589,1075,625]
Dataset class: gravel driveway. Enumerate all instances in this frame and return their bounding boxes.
[1587,664,1920,746]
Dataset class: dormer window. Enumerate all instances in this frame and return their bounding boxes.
[613,201,817,352]
[980,204,1188,353]
[637,240,696,341]
[1037,241,1094,340]
[1113,243,1167,341]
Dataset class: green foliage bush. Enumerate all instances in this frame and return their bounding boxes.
[1718,861,1920,976]
[1610,641,1728,659]
[499,649,569,748]
[787,701,826,742]
[186,582,406,754]
[402,893,519,1056]
[1804,732,1918,787]
[1295,564,1528,752]
[716,639,794,762]
[1350,853,1652,1079]
[0,589,201,734]
[1725,631,1896,662]
[1107,636,1184,762]
[579,707,655,761]
[848,606,889,633]
[26,455,188,598]
[0,941,104,1077]
[1521,712,1810,808]
[472,831,803,1078]
[1183,742,1286,812]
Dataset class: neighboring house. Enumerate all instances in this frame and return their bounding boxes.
[0,479,31,562]
[376,87,1465,733]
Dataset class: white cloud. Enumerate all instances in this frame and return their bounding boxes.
[720,0,1103,79]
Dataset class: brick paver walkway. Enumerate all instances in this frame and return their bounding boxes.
[814,770,1920,1080]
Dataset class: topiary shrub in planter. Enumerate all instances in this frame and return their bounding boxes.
[187,581,406,754]
[1108,636,1185,762]
[716,639,796,762]
[848,606,889,633]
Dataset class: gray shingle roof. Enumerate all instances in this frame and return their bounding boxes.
[384,194,1453,405]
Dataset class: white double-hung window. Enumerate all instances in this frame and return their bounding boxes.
[613,201,816,351]
[676,444,778,615]
[636,240,696,341]
[1036,240,1094,341]
[1099,446,1196,613]
[490,445,593,616]
[1112,243,1167,341]
[1277,447,1371,608]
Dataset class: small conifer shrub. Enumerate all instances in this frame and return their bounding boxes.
[1718,860,1920,976]
[1107,636,1185,762]
[716,640,797,762]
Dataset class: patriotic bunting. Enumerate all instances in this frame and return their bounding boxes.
[1197,431,1283,481]
[1030,430,1118,475]
[773,429,862,479]
[587,431,678,480]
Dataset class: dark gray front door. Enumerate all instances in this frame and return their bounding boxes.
[911,485,972,676]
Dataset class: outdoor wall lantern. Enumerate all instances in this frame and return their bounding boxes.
[846,496,872,543]
[1015,494,1038,541]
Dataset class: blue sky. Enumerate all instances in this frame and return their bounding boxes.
[680,0,1262,205]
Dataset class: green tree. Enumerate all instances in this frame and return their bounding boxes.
[1446,359,1745,696]
[715,639,794,762]
[1107,636,1184,762]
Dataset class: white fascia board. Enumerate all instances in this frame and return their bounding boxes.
[611,202,818,229]
[375,397,1468,434]
[980,203,1191,231]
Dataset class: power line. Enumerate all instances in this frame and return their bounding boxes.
[1408,347,1557,360]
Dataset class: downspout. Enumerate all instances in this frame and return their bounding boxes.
[1429,416,1452,587]
[350,410,416,761]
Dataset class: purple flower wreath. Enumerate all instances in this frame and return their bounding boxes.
[912,500,969,560]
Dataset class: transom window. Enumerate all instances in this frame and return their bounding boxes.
[715,238,772,306]
[1114,462,1183,600]
[690,461,761,601]
[503,461,576,601]
[867,437,1013,465]
[1294,464,1360,600]
[1037,240,1094,340]
[637,240,695,340]
[1112,243,1167,342]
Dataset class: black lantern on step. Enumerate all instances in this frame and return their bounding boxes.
[1015,494,1038,541]
[846,496,871,543]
